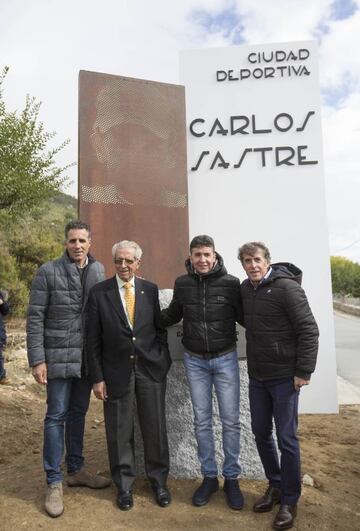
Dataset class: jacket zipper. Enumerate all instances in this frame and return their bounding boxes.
[201,277,210,352]
[252,287,260,375]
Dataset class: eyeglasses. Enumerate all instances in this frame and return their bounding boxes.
[114,258,137,265]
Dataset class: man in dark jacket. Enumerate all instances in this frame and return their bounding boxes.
[238,241,319,530]
[162,235,243,510]
[0,290,10,384]
[27,220,110,518]
[87,240,171,511]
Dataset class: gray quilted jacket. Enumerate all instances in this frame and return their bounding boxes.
[26,251,105,379]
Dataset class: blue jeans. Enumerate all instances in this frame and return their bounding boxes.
[44,377,92,484]
[184,351,241,478]
[249,377,301,505]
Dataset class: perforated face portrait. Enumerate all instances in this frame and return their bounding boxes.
[79,72,189,287]
[85,78,187,208]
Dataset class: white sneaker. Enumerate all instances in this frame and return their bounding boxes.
[45,481,63,517]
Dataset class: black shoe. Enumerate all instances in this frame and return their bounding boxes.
[192,477,219,507]
[117,490,133,511]
[273,504,297,530]
[253,486,281,513]
[223,479,244,510]
[153,486,171,507]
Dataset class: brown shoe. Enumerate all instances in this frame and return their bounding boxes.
[67,468,111,489]
[253,486,281,513]
[0,376,11,385]
[45,482,63,518]
[273,504,297,530]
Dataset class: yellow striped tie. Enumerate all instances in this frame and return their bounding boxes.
[123,282,135,326]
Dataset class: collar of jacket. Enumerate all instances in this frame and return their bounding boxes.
[244,261,303,290]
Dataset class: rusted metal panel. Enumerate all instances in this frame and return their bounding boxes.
[79,70,189,287]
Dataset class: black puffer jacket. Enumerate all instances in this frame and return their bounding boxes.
[0,291,10,348]
[241,263,319,380]
[161,254,242,355]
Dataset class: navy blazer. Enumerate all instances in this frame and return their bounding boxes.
[86,276,171,398]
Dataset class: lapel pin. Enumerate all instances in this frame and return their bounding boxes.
[141,290,144,294]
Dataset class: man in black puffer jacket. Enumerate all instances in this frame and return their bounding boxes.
[162,235,244,511]
[238,241,319,531]
[0,290,10,384]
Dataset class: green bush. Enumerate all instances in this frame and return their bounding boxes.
[330,256,360,297]
[7,220,63,288]
[0,193,78,316]
[0,66,72,215]
[0,234,29,316]
[0,66,77,315]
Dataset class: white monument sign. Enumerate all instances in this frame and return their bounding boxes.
[180,41,337,413]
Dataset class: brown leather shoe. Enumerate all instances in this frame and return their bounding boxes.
[273,504,297,530]
[253,486,281,513]
[67,468,111,489]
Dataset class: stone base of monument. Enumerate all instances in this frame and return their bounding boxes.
[132,292,265,479]
[134,354,264,479]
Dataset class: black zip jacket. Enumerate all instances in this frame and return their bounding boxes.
[0,291,10,347]
[161,254,242,356]
[241,262,319,380]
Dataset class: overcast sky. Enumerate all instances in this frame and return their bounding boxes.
[1,0,359,262]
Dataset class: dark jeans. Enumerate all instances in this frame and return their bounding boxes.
[0,347,6,379]
[103,362,169,493]
[43,377,92,484]
[249,377,301,505]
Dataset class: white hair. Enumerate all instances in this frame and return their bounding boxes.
[112,240,143,260]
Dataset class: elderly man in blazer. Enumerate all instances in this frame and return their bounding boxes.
[87,240,171,511]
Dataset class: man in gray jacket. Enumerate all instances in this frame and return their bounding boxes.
[27,220,110,518]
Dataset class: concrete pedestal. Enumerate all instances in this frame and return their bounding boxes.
[133,291,264,479]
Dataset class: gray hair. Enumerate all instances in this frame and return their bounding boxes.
[112,240,143,260]
[238,242,271,264]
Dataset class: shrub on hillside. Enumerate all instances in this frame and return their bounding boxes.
[331,256,360,297]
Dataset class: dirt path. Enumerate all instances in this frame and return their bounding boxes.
[1,347,359,530]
